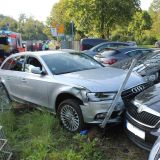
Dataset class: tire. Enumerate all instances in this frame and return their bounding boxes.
[0,84,12,111]
[57,99,85,132]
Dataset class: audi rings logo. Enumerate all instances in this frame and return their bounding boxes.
[131,86,144,93]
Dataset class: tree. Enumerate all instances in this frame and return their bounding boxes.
[0,14,18,31]
[149,0,160,39]
[49,0,140,39]
[67,0,140,39]
[128,11,152,43]
[49,0,71,36]
[17,15,48,40]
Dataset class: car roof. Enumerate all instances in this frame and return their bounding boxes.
[102,47,153,53]
[90,42,131,51]
[8,50,81,58]
[117,47,153,52]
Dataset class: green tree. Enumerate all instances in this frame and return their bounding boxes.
[128,11,152,43]
[50,0,71,35]
[0,14,18,31]
[17,15,48,40]
[67,0,140,39]
[149,0,160,39]
[49,0,140,39]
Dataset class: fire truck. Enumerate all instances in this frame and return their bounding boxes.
[0,30,25,64]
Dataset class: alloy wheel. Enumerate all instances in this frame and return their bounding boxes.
[60,104,80,132]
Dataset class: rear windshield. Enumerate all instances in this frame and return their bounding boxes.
[99,49,119,57]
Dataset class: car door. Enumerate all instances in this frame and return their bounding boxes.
[21,56,49,107]
[0,55,26,99]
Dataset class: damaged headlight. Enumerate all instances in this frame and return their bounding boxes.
[87,92,116,102]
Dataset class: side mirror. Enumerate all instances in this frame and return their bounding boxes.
[31,67,46,75]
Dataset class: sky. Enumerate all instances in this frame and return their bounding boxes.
[0,0,153,22]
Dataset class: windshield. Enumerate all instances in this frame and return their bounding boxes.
[42,52,103,75]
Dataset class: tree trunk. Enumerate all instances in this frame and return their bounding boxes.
[106,28,110,40]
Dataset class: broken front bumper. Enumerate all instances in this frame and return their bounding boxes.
[80,99,124,124]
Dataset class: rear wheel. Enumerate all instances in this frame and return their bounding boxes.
[0,84,12,111]
[57,99,85,132]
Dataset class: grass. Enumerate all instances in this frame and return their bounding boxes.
[0,104,149,160]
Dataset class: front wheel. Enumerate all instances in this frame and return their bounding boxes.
[57,99,85,132]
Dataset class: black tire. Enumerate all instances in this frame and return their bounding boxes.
[0,84,12,111]
[57,99,85,132]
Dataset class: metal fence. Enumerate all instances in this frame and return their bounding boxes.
[61,41,80,51]
[0,126,12,160]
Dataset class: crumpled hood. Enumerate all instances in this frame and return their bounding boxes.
[136,83,160,113]
[55,67,144,92]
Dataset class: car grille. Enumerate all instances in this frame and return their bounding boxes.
[126,103,160,127]
[122,82,152,99]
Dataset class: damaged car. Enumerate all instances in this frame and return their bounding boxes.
[0,50,146,132]
[124,82,160,151]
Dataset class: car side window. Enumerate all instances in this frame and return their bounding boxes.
[127,50,138,57]
[25,56,43,73]
[97,44,109,52]
[2,56,25,71]
[117,43,129,47]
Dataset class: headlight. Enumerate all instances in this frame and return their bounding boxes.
[87,92,116,102]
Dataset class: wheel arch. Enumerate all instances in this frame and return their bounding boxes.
[55,92,84,113]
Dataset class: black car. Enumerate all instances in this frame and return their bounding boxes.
[80,38,107,51]
[94,47,153,65]
[124,83,160,151]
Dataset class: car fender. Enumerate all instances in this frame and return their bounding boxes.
[48,84,88,113]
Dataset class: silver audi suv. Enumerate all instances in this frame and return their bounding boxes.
[0,50,145,132]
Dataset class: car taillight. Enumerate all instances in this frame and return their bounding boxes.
[103,59,117,65]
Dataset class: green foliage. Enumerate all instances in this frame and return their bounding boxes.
[0,14,17,31]
[0,105,148,160]
[0,14,49,41]
[49,0,140,39]
[0,111,17,146]
[0,109,104,160]
[150,0,160,12]
[149,0,160,40]
[17,15,48,40]
[142,36,157,45]
[111,26,131,42]
[128,11,152,44]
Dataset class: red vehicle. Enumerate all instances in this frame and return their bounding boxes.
[0,30,25,64]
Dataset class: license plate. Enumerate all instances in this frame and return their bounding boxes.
[126,121,145,140]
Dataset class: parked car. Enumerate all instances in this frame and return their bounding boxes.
[84,42,136,57]
[126,41,137,47]
[149,137,160,160]
[124,82,160,151]
[80,38,107,51]
[0,50,145,132]
[155,41,160,48]
[112,49,160,83]
[94,47,153,65]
